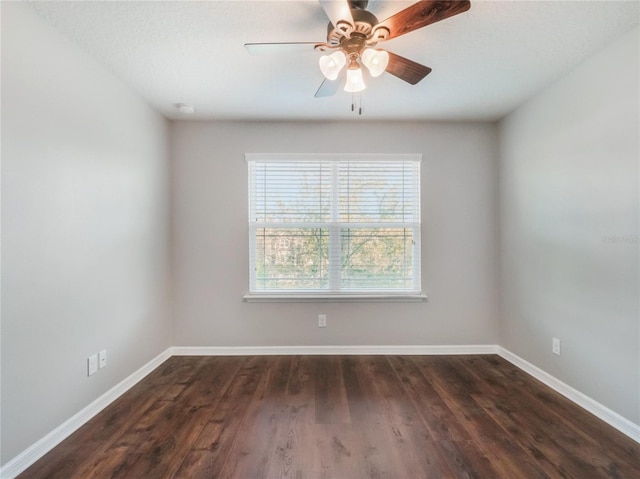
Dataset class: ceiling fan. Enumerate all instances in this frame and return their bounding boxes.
[245,0,471,98]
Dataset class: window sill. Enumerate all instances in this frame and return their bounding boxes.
[243,293,428,303]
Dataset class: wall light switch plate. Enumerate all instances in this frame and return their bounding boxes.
[88,354,98,376]
[99,350,107,369]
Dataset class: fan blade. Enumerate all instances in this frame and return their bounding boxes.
[376,0,470,41]
[319,0,354,29]
[245,42,326,55]
[385,51,432,85]
[315,78,341,97]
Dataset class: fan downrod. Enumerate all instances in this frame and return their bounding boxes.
[349,0,369,9]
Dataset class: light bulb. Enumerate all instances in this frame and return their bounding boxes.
[344,66,366,92]
[319,51,347,80]
[361,48,389,77]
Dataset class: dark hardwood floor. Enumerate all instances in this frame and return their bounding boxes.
[18,355,640,478]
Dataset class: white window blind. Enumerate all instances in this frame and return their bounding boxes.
[247,154,421,296]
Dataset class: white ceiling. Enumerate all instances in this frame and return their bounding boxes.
[31,0,639,121]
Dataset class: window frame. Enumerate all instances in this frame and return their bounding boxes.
[244,153,427,303]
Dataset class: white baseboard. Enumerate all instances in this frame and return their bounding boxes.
[497,347,640,443]
[170,344,500,356]
[3,344,638,478]
[0,348,173,479]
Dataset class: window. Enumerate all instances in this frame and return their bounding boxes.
[246,154,422,300]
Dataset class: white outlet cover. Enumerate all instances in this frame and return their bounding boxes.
[552,338,561,356]
[88,354,98,376]
[99,350,107,369]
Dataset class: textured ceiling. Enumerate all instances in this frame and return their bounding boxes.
[31,1,639,121]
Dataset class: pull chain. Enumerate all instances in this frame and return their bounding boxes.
[350,94,363,116]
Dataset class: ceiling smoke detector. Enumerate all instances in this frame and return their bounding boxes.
[176,103,195,114]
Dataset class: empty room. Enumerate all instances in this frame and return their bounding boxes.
[1,1,639,478]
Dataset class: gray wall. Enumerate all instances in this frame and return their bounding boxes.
[171,121,499,347]
[1,3,173,463]
[498,27,639,423]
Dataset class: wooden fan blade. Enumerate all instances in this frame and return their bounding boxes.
[315,78,341,97]
[376,0,470,41]
[319,0,354,29]
[385,51,432,85]
[245,42,326,55]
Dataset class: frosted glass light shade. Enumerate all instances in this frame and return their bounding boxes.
[344,67,366,92]
[361,49,389,77]
[319,51,347,80]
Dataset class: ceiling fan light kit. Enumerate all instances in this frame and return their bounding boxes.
[361,48,389,77]
[319,50,347,80]
[246,0,471,101]
[344,63,366,93]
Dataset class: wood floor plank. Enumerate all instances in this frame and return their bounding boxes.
[364,356,458,478]
[17,355,640,479]
[386,356,470,442]
[452,356,633,478]
[465,356,640,478]
[267,355,318,478]
[226,356,294,479]
[170,356,270,479]
[313,356,351,425]
[159,356,245,477]
[435,359,589,477]
[17,356,205,479]
[342,357,405,478]
[77,356,243,479]
[390,357,547,478]
[214,357,286,479]
[312,424,364,479]
[482,355,640,463]
[387,356,499,479]
[341,356,408,479]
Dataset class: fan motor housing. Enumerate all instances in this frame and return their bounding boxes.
[326,8,379,46]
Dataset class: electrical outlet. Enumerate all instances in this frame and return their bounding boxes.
[318,314,327,328]
[99,349,107,369]
[88,354,98,376]
[552,338,561,356]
